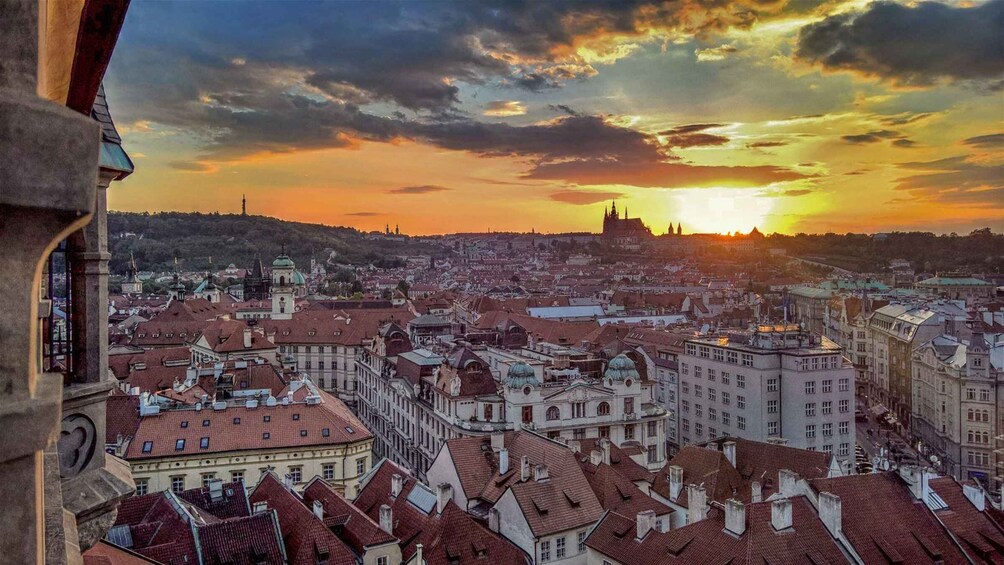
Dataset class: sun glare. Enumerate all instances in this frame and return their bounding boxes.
[666,187,775,235]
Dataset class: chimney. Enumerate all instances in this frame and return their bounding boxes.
[636,510,656,540]
[534,464,549,482]
[668,465,683,501]
[437,483,453,514]
[488,507,501,533]
[415,544,423,564]
[521,455,531,481]
[313,500,324,520]
[379,504,393,534]
[391,473,403,498]
[818,492,842,538]
[723,441,736,468]
[771,498,793,531]
[590,450,603,466]
[243,327,252,349]
[778,469,799,497]
[490,432,504,452]
[725,499,746,536]
[569,440,581,454]
[499,449,510,475]
[686,484,708,524]
[964,483,986,511]
[751,480,762,503]
[599,438,611,465]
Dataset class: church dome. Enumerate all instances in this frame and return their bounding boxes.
[291,270,306,285]
[605,354,639,381]
[506,362,539,389]
[272,254,295,269]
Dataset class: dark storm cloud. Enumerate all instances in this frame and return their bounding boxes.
[550,190,626,205]
[963,134,1004,149]
[660,124,726,135]
[841,130,900,144]
[106,1,810,189]
[658,124,729,148]
[895,156,1004,206]
[891,139,917,148]
[387,185,453,194]
[527,159,808,188]
[796,0,1004,87]
[748,140,788,148]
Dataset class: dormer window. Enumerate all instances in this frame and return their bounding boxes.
[175,439,185,451]
[181,421,189,428]
[142,441,153,453]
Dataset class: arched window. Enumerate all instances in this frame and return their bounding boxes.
[968,430,975,443]
[968,409,974,421]
[546,406,560,421]
[597,402,611,416]
[280,276,286,286]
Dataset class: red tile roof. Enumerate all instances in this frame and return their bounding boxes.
[121,389,371,460]
[586,496,847,565]
[810,472,969,564]
[302,478,397,556]
[354,459,529,564]
[83,540,159,565]
[113,494,199,565]
[198,512,287,565]
[928,477,1004,563]
[250,473,357,565]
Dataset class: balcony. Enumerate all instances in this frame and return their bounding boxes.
[453,418,512,432]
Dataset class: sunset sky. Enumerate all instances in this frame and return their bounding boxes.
[104,0,1003,235]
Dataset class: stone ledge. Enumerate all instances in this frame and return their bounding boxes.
[0,371,62,462]
[62,454,134,550]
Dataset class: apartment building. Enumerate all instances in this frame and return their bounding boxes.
[912,332,1004,490]
[678,325,855,462]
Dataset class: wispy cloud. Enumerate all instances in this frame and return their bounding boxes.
[387,185,452,195]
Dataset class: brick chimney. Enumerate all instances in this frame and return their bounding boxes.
[488,507,500,533]
[668,465,683,501]
[437,483,453,514]
[379,504,393,534]
[725,499,746,536]
[391,473,403,498]
[771,498,792,531]
[778,469,799,497]
[490,431,504,452]
[686,484,707,524]
[534,464,549,482]
[723,441,736,468]
[636,510,656,540]
[818,492,842,538]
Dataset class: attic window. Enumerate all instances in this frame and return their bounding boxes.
[142,441,153,453]
[202,419,210,427]
[300,430,308,437]
[532,499,549,515]
[180,332,186,337]
[293,413,300,421]
[233,417,241,425]
[180,421,189,428]
[264,415,271,423]
[166,333,173,338]
[175,439,185,451]
[322,428,330,437]
[200,437,210,449]
[563,489,581,507]
[138,333,146,338]
[345,426,355,434]
[263,432,271,440]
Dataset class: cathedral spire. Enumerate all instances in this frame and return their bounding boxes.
[242,193,246,216]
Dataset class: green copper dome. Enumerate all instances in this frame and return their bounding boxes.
[605,354,639,381]
[291,270,307,285]
[506,362,539,389]
[272,254,295,268]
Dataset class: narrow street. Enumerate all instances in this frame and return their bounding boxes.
[854,396,923,472]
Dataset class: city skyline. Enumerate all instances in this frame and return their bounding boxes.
[104,0,1003,235]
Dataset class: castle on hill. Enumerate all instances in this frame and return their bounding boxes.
[602,201,685,238]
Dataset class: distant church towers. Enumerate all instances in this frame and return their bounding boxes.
[242,193,247,216]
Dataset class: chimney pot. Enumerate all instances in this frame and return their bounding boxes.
[599,438,611,465]
[436,483,453,514]
[590,450,602,466]
[569,440,581,454]
[725,499,746,536]
[751,480,762,503]
[778,469,799,497]
[391,473,403,498]
[771,498,793,531]
[521,455,531,481]
[379,504,393,534]
[499,448,510,475]
[243,327,252,348]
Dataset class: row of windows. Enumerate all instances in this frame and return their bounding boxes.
[805,422,850,438]
[540,530,590,561]
[804,400,851,416]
